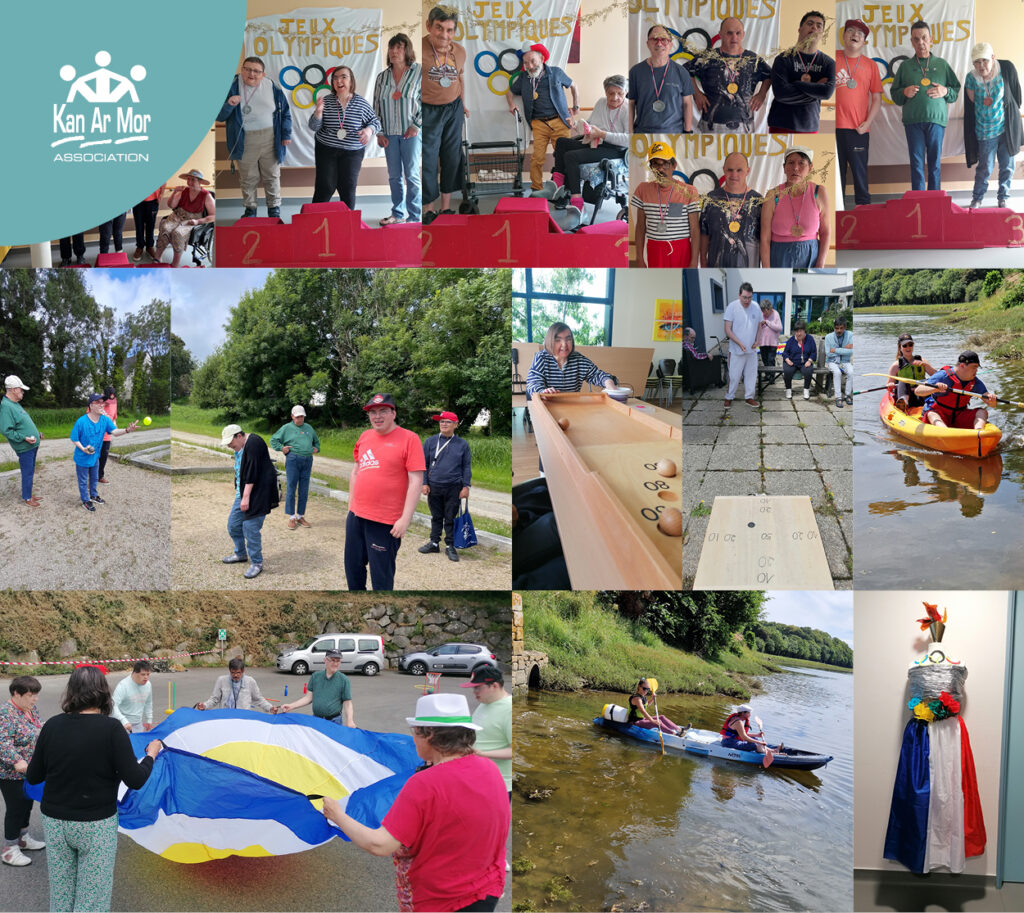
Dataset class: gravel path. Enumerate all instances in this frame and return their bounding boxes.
[171,430,512,522]
[0,446,171,590]
[171,473,512,591]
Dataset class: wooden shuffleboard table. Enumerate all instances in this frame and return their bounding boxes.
[528,392,682,589]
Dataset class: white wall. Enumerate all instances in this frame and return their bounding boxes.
[611,268,682,369]
[853,591,1009,875]
[693,267,792,349]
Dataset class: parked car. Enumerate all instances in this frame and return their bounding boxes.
[397,642,499,677]
[276,634,384,676]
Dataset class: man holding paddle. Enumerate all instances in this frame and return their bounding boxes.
[915,351,998,430]
[720,705,773,764]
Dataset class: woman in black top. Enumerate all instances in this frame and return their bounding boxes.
[627,678,685,735]
[26,666,161,913]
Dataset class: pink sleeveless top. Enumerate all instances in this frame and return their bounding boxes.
[771,183,820,243]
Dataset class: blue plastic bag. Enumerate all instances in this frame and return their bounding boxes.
[453,498,478,549]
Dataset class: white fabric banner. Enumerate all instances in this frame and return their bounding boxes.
[836,0,974,165]
[244,6,385,166]
[628,8,781,132]
[449,0,580,143]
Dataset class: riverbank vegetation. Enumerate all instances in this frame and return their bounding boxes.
[523,591,781,698]
[751,621,852,668]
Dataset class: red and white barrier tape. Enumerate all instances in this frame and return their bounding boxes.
[0,649,220,668]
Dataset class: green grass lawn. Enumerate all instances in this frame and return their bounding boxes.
[758,653,852,674]
[171,403,511,492]
[855,304,957,316]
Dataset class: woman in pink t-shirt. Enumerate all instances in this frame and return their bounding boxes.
[759,146,831,268]
[322,693,509,912]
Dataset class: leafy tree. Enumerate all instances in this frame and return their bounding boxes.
[38,270,102,406]
[169,333,196,399]
[982,270,1003,298]
[0,270,45,397]
[191,347,232,411]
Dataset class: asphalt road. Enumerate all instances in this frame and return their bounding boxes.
[1,666,512,912]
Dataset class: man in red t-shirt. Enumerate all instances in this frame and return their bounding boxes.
[835,18,882,206]
[344,393,426,590]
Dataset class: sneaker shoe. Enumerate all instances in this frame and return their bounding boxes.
[835,398,844,408]
[744,398,759,408]
[82,501,96,512]
[18,835,45,851]
[446,545,460,562]
[98,477,109,483]
[267,207,281,218]
[23,498,41,508]
[242,208,257,217]
[222,553,247,564]
[551,184,569,203]
[724,399,732,407]
[998,197,1007,209]
[91,495,105,504]
[244,563,263,579]
[803,388,811,400]
[418,541,440,554]
[74,256,88,266]
[288,517,297,530]
[423,211,439,226]
[785,389,792,399]
[969,199,982,209]
[132,247,143,262]
[845,394,853,405]
[1,845,31,866]
[297,517,311,528]
[59,258,71,267]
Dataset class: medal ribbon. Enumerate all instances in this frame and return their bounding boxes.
[786,182,807,235]
[840,51,862,87]
[430,41,451,81]
[649,60,669,104]
[798,49,820,77]
[917,55,931,83]
[728,188,749,225]
[336,96,350,137]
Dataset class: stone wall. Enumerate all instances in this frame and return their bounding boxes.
[510,596,548,693]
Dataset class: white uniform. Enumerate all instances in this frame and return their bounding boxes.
[723,297,761,400]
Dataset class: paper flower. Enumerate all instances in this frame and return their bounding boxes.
[939,691,961,714]
[913,702,935,722]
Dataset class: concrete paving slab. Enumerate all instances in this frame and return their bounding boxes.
[762,444,817,471]
[715,425,761,446]
[697,471,765,499]
[682,513,708,586]
[817,512,853,588]
[709,443,761,470]
[803,423,854,444]
[762,425,808,445]
[719,408,761,425]
[813,446,853,473]
[682,424,719,444]
[682,444,713,473]
[762,470,824,501]
[821,469,854,511]
[761,409,802,424]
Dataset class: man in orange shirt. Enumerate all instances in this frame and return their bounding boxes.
[835,18,882,206]
[344,393,426,590]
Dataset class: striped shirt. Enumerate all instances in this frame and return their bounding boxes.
[631,181,698,241]
[526,349,613,395]
[965,70,1005,139]
[308,93,382,151]
[373,63,422,134]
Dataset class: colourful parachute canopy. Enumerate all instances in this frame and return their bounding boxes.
[87,708,415,863]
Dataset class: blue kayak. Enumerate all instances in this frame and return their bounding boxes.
[593,717,833,771]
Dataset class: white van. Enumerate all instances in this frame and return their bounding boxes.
[276,634,385,676]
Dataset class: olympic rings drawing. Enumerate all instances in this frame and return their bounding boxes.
[474,47,525,96]
[302,64,326,86]
[291,83,317,108]
[674,27,720,64]
[278,65,303,90]
[876,55,907,105]
[676,168,720,194]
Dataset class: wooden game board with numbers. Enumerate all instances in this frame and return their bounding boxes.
[529,392,682,589]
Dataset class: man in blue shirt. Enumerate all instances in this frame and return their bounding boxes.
[628,24,694,133]
[824,317,854,407]
[70,393,138,511]
[915,351,998,429]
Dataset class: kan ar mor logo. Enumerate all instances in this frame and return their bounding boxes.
[52,51,152,162]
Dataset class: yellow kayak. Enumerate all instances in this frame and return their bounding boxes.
[879,392,1002,458]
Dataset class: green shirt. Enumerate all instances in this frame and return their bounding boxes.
[309,669,352,720]
[472,694,512,791]
[891,54,961,126]
[269,421,321,457]
[0,396,40,454]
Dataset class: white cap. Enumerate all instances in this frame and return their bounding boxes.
[971,42,994,62]
[291,405,306,417]
[220,423,243,446]
[737,704,753,714]
[784,145,814,165]
[4,375,29,390]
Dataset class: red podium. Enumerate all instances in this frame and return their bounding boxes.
[215,203,422,267]
[836,191,1024,250]
[421,197,628,267]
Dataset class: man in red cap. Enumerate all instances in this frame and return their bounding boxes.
[505,43,579,193]
[835,18,882,205]
[418,411,471,561]
[345,393,426,590]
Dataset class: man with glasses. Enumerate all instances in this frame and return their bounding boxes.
[418,411,471,562]
[196,658,276,713]
[767,10,835,133]
[279,650,355,726]
[219,56,293,218]
[628,24,694,133]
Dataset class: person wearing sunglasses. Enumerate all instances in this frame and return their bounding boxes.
[886,333,936,412]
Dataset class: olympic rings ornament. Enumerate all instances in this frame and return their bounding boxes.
[677,168,719,196]
[877,55,906,105]
[291,83,317,109]
[474,47,525,96]
[278,65,303,90]
[302,64,326,86]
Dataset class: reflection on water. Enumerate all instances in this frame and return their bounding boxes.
[512,667,853,913]
[854,313,1024,588]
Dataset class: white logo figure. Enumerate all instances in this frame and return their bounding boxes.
[60,51,147,104]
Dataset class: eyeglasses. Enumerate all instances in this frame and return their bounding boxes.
[242,67,264,74]
[650,36,672,44]
[900,342,914,348]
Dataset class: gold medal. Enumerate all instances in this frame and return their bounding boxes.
[533,91,539,100]
[984,96,994,106]
[800,73,811,82]
[729,220,740,233]
[791,224,804,237]
[727,82,738,95]
[921,77,931,86]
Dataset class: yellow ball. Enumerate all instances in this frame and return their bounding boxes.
[143,416,152,426]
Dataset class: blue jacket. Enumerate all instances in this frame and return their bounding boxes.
[423,434,471,489]
[510,64,573,127]
[218,76,293,163]
[783,335,817,365]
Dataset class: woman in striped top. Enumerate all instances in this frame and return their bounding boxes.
[373,34,422,224]
[525,322,617,395]
[308,66,382,210]
[630,142,699,268]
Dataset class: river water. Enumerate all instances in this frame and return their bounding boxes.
[512,667,853,912]
[852,312,1024,589]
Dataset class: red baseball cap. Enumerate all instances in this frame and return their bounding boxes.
[362,393,397,411]
[432,411,459,423]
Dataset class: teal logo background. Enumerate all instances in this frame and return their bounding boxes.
[0,0,246,245]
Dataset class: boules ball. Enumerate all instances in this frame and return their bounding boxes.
[143,416,152,426]
[557,417,570,431]
[656,458,677,478]
[657,508,683,537]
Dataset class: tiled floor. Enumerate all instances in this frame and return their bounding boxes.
[855,869,1024,912]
